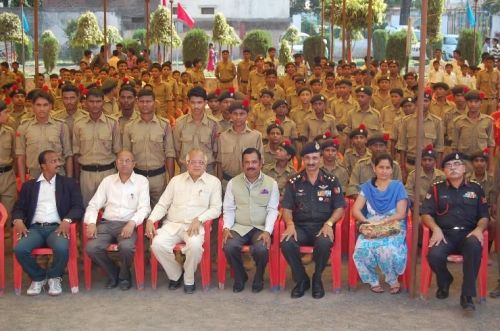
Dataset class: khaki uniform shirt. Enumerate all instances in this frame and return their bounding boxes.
[371,92,392,112]
[429,99,454,119]
[217,118,232,134]
[452,113,495,155]
[248,103,274,136]
[150,80,169,112]
[380,105,402,134]
[16,117,72,171]
[264,116,298,140]
[321,87,337,100]
[52,108,87,138]
[248,71,266,100]
[467,172,494,205]
[286,88,301,109]
[237,60,254,84]
[117,111,139,144]
[389,75,406,90]
[215,61,236,84]
[289,106,313,137]
[321,164,349,189]
[398,112,444,158]
[329,95,358,126]
[6,107,31,131]
[72,113,121,165]
[392,113,409,146]
[265,85,286,101]
[303,113,339,142]
[442,107,467,145]
[405,168,446,203]
[279,75,296,93]
[344,107,382,137]
[342,148,371,175]
[191,69,206,87]
[122,115,175,170]
[476,69,500,98]
[217,126,263,177]
[0,124,15,166]
[263,144,278,165]
[346,157,402,196]
[172,113,219,167]
[263,161,296,195]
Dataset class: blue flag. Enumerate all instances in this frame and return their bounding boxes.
[466,0,476,27]
[22,10,30,33]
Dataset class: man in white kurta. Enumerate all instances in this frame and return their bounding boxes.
[146,148,222,293]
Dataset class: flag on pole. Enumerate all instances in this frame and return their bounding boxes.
[22,10,30,33]
[177,3,195,28]
[466,0,476,27]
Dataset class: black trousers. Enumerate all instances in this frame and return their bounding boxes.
[223,228,268,285]
[280,224,333,283]
[427,229,482,297]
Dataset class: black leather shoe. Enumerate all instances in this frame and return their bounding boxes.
[312,278,325,299]
[460,295,475,311]
[251,282,264,293]
[105,277,118,289]
[168,274,183,290]
[436,276,453,299]
[184,283,196,294]
[119,279,132,291]
[233,274,248,293]
[291,279,310,299]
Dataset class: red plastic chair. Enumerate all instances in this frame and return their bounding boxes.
[0,203,7,295]
[217,215,281,291]
[12,222,79,295]
[278,198,350,293]
[150,219,214,290]
[420,225,489,302]
[82,221,145,290]
[348,209,413,291]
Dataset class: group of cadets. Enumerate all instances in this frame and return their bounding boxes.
[0,45,498,231]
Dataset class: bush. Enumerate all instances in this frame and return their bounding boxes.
[426,36,443,59]
[373,29,388,62]
[132,29,146,47]
[278,39,292,66]
[457,28,482,67]
[182,28,209,67]
[41,30,60,73]
[15,38,33,64]
[241,30,272,58]
[385,31,407,69]
[122,38,141,56]
[303,35,326,68]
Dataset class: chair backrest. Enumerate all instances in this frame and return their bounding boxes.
[0,203,7,235]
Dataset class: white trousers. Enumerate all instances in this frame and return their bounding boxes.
[151,223,205,285]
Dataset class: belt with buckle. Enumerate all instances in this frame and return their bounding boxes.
[134,166,166,177]
[0,165,13,174]
[81,162,115,172]
[33,222,59,226]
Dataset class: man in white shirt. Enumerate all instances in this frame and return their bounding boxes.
[222,148,279,293]
[146,148,222,294]
[84,150,151,290]
[12,150,84,296]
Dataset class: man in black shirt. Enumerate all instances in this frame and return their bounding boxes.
[421,152,489,311]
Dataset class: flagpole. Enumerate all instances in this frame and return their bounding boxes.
[21,0,25,76]
[145,0,150,51]
[170,0,174,62]
[33,0,39,77]
[472,0,478,65]
[103,0,108,61]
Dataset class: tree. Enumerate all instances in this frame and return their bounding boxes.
[122,38,142,55]
[282,25,300,50]
[132,29,146,48]
[221,26,241,55]
[279,39,293,66]
[373,29,388,61]
[63,18,85,64]
[242,30,272,58]
[212,12,230,54]
[182,28,210,67]
[106,26,122,45]
[150,6,180,61]
[41,30,59,73]
[71,11,103,49]
[15,36,32,64]
[457,28,482,67]
[329,0,387,60]
[0,12,23,60]
[385,30,408,69]
[427,0,444,55]
[303,35,326,68]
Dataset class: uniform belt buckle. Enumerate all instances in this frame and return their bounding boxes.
[452,226,465,230]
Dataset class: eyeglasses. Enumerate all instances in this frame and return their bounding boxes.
[444,161,463,169]
[116,159,134,164]
[188,160,205,166]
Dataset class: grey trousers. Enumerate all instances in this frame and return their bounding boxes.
[86,220,137,281]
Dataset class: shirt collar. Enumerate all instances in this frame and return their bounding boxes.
[244,172,264,186]
[185,171,208,183]
[37,173,56,184]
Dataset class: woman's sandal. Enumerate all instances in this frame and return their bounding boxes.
[390,283,401,295]
[370,285,385,293]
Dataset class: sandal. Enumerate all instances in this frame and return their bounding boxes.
[370,285,385,293]
[390,283,401,295]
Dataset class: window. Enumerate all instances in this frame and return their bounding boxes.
[131,17,144,24]
[201,7,215,15]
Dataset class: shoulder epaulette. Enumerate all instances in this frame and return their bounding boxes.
[104,113,119,121]
[432,179,445,186]
[289,173,303,184]
[468,178,482,187]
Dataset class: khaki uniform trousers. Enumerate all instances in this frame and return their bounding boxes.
[0,169,17,215]
[80,168,116,207]
[151,223,205,285]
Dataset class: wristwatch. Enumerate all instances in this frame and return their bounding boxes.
[326,220,334,227]
[63,218,72,224]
